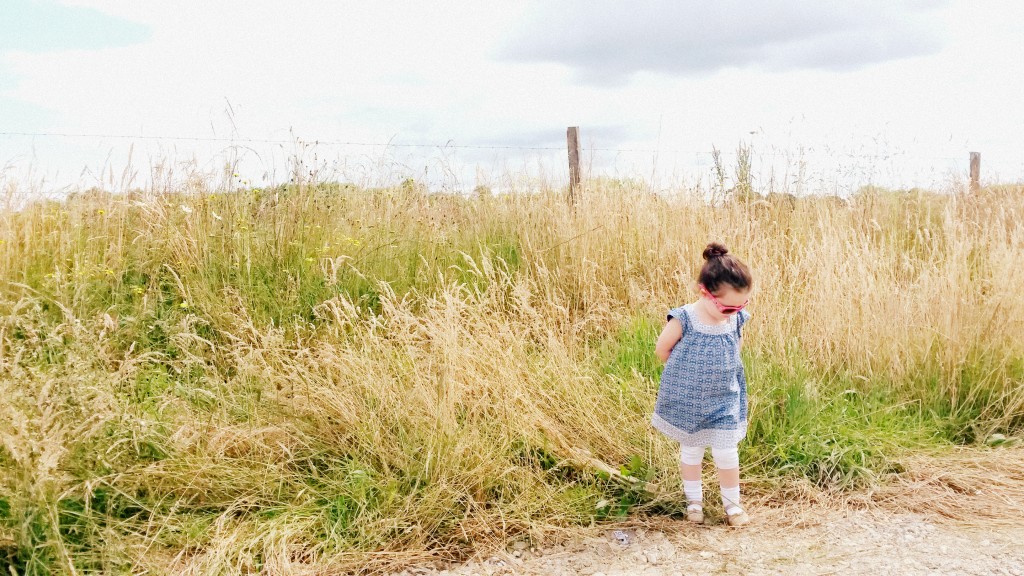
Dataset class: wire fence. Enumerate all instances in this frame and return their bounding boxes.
[0,129,974,156]
[1,130,1019,196]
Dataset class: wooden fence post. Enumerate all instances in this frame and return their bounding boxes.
[970,151,980,192]
[567,126,581,204]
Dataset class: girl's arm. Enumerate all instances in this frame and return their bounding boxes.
[654,318,683,363]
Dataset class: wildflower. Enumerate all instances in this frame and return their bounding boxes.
[104,268,115,276]
[132,286,145,295]
[179,302,190,309]
[98,209,106,215]
[305,257,315,263]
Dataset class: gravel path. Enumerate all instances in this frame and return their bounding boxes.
[388,448,1024,576]
[390,508,1024,576]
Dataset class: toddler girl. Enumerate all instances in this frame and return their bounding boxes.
[652,242,753,526]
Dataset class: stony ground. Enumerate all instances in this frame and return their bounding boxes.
[389,508,1024,576]
[388,447,1024,576]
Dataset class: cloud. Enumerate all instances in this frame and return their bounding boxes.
[0,0,150,52]
[498,0,948,84]
[0,0,150,134]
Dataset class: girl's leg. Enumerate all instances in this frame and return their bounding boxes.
[679,445,703,481]
[679,446,705,522]
[712,445,748,525]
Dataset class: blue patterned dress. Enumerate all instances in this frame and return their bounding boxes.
[651,303,750,449]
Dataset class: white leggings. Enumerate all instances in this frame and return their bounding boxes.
[679,445,739,469]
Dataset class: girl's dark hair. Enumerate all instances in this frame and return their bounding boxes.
[699,242,752,293]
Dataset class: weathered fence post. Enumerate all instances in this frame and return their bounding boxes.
[567,126,581,205]
[970,151,981,192]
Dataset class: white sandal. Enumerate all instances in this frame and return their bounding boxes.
[724,504,749,527]
[686,501,704,524]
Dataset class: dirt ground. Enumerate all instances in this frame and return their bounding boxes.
[388,447,1024,576]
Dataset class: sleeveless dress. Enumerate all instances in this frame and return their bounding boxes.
[651,303,750,449]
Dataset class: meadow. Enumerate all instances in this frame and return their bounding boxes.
[1,173,1022,574]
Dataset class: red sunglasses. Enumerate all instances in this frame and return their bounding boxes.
[699,284,748,314]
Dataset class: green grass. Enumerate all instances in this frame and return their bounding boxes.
[1,180,1023,573]
[596,316,938,491]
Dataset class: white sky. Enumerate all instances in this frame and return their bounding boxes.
[2,0,1023,194]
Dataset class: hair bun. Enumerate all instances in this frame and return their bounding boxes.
[702,242,729,260]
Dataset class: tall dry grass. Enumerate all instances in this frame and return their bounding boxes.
[1,176,1022,573]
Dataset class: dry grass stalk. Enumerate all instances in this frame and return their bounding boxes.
[1,179,1022,573]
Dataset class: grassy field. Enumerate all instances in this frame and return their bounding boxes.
[1,176,1023,574]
